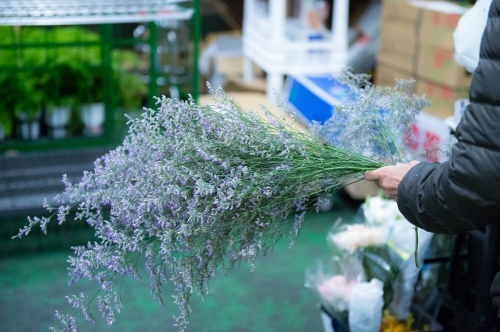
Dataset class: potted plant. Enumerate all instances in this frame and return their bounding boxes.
[0,27,16,68]
[0,113,11,141]
[15,71,44,140]
[53,27,101,66]
[113,49,148,119]
[0,72,17,141]
[0,27,46,141]
[42,63,87,139]
[52,27,103,137]
[78,65,105,137]
[77,49,148,137]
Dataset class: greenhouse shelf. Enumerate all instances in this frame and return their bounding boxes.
[0,0,201,154]
[0,0,194,26]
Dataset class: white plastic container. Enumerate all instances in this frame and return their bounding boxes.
[17,110,41,140]
[46,106,71,139]
[81,102,105,136]
[20,121,40,140]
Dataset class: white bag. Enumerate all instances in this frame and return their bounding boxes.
[453,0,492,73]
[348,279,384,332]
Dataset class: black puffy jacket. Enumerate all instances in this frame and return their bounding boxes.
[397,0,500,315]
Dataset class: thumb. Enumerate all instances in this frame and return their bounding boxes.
[364,169,380,181]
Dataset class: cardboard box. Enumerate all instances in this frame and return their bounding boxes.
[200,31,263,82]
[203,31,242,50]
[415,79,469,119]
[375,63,414,87]
[417,2,468,49]
[416,43,473,88]
[377,33,417,73]
[380,21,417,54]
[381,0,422,27]
[214,57,245,76]
[378,21,418,73]
[378,0,421,74]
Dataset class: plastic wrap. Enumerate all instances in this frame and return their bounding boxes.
[361,196,434,320]
[362,195,401,227]
[327,218,388,253]
[307,196,435,329]
[327,216,398,308]
[348,278,385,332]
[386,217,433,319]
[305,256,365,326]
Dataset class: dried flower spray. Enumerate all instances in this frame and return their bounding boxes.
[14,72,428,331]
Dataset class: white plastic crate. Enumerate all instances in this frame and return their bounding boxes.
[242,0,350,99]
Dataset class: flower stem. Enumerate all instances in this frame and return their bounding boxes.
[414,226,419,268]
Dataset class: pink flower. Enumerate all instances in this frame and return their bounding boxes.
[319,275,358,303]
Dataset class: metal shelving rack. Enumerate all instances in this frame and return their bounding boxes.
[0,0,195,25]
[0,0,201,153]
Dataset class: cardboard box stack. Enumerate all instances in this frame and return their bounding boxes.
[376,0,472,120]
[376,0,421,84]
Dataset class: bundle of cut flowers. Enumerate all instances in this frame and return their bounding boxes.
[307,215,397,331]
[14,71,429,331]
[305,195,434,330]
[326,197,433,316]
[305,254,367,328]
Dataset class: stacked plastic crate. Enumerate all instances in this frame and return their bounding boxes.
[242,0,350,99]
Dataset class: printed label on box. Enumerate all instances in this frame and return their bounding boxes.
[406,112,450,162]
[417,44,472,88]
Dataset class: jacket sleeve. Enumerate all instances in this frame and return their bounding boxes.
[397,4,500,234]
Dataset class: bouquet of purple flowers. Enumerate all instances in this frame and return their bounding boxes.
[14,72,429,331]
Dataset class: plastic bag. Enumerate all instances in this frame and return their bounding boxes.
[348,278,385,332]
[453,0,491,73]
[305,256,365,326]
[315,196,435,325]
[386,215,434,319]
[359,196,434,319]
[361,246,399,308]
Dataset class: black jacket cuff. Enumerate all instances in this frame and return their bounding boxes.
[397,162,453,233]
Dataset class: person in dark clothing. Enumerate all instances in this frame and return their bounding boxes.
[365,0,500,327]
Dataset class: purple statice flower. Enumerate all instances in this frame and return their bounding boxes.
[15,82,388,332]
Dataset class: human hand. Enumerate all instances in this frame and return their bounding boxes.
[364,161,420,202]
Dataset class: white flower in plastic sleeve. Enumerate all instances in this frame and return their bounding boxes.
[362,196,402,226]
[328,224,387,252]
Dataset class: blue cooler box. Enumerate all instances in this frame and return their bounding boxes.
[283,75,352,125]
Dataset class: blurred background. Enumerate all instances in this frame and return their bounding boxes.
[1,0,496,331]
